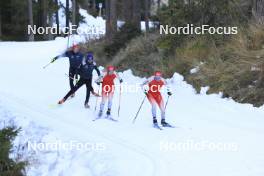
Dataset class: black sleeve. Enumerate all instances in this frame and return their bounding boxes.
[62,51,70,57]
[94,65,100,76]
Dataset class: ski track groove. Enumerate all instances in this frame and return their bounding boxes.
[0,92,168,176]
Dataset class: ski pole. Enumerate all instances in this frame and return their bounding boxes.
[94,84,101,112]
[43,62,52,69]
[117,84,122,118]
[65,73,75,80]
[165,95,171,111]
[132,95,146,124]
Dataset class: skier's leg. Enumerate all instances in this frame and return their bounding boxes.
[107,92,114,115]
[157,95,171,126]
[63,79,84,101]
[99,92,107,113]
[157,95,165,120]
[84,82,92,107]
[151,103,158,124]
[147,94,157,124]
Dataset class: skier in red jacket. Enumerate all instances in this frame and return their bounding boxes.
[96,66,123,118]
[142,71,173,128]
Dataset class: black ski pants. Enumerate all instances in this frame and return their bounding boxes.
[64,78,94,104]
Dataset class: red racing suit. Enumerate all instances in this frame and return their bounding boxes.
[142,76,169,119]
[96,71,121,112]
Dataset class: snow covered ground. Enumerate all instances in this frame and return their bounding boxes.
[0,38,264,176]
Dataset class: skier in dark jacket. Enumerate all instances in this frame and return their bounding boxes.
[58,52,101,108]
[51,44,83,96]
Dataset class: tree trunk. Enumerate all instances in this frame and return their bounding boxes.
[144,0,150,33]
[106,0,110,39]
[132,0,141,31]
[124,0,133,22]
[123,0,141,31]
[27,0,34,41]
[66,0,70,34]
[48,13,53,40]
[85,0,90,10]
[106,0,117,41]
[111,0,117,33]
[41,0,48,39]
[92,0,96,10]
[157,0,161,11]
[55,0,60,36]
[252,0,264,24]
[72,0,76,28]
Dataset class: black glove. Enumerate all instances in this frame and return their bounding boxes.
[51,56,58,63]
[120,79,123,83]
[167,91,172,96]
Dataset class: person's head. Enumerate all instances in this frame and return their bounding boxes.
[86,52,93,63]
[154,71,162,80]
[72,44,80,53]
[107,65,115,74]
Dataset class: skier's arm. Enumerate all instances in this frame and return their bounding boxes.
[115,72,123,83]
[51,51,69,63]
[161,78,172,96]
[95,72,105,85]
[141,76,154,86]
[93,63,101,76]
[141,76,154,94]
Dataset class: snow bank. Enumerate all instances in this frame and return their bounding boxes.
[0,37,264,176]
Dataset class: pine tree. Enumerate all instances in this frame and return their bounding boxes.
[72,0,77,28]
[66,0,70,34]
[123,0,141,31]
[144,0,150,33]
[252,0,264,24]
[27,0,34,41]
[106,0,117,41]
[55,0,60,35]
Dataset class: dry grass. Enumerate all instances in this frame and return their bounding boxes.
[81,24,264,106]
[185,24,264,106]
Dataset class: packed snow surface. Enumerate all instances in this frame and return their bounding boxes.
[0,38,264,176]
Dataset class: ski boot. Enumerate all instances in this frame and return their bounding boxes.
[106,108,111,116]
[58,98,65,105]
[153,117,162,130]
[153,117,158,125]
[161,119,174,128]
[84,102,90,109]
[98,110,103,118]
[106,109,117,121]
